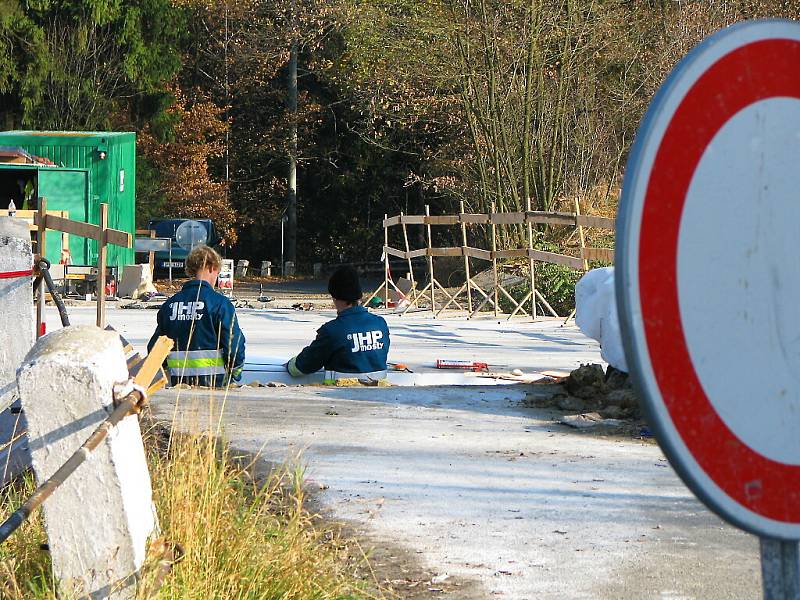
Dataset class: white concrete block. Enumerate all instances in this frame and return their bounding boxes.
[17,326,157,599]
[0,216,34,410]
[118,264,156,299]
[0,217,35,485]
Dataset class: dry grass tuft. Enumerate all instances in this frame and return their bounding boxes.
[0,424,380,600]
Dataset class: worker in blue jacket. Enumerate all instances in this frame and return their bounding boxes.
[148,245,245,387]
[287,266,389,381]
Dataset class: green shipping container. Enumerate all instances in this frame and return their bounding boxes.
[0,131,135,269]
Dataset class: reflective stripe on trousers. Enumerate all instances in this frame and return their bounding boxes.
[167,349,226,377]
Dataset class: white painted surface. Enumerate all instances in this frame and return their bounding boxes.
[49,305,759,598]
[49,306,605,376]
[679,98,800,465]
[153,384,758,600]
[17,326,156,599]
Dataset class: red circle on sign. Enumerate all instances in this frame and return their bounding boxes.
[640,38,800,523]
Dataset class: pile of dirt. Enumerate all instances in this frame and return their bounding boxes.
[527,364,640,420]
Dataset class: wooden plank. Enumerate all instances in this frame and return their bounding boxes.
[149,229,155,272]
[459,201,473,313]
[37,213,99,240]
[525,211,576,226]
[459,213,489,224]
[528,249,584,270]
[429,247,463,257]
[492,249,528,259]
[36,213,131,247]
[574,199,589,272]
[463,247,492,261]
[104,228,132,248]
[577,214,616,230]
[401,214,419,306]
[407,248,428,259]
[489,212,525,225]
[425,205,436,314]
[18,209,66,231]
[399,215,426,225]
[581,247,615,263]
[382,215,401,227]
[383,245,407,259]
[425,215,459,225]
[135,229,152,235]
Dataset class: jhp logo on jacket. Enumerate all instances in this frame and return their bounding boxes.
[148,280,245,387]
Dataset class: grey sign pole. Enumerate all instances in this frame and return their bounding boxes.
[168,241,173,286]
[761,539,800,600]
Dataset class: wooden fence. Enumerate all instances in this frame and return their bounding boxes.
[32,198,132,331]
[365,203,615,320]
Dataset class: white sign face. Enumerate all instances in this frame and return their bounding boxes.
[616,20,800,540]
[134,237,171,253]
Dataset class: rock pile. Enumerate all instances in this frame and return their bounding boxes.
[528,364,640,420]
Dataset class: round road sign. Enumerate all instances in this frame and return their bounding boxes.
[175,220,209,251]
[617,20,800,540]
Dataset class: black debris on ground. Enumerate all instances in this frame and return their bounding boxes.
[521,364,651,438]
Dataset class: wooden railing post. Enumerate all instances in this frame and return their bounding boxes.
[526,197,536,321]
[424,205,435,316]
[400,213,418,307]
[491,202,499,318]
[460,201,473,314]
[574,198,589,272]
[96,204,108,328]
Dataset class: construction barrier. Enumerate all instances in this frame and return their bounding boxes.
[365,204,614,320]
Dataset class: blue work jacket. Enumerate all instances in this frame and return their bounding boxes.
[148,280,246,387]
[290,306,389,375]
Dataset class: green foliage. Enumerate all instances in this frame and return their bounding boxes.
[1,0,184,130]
[498,262,581,318]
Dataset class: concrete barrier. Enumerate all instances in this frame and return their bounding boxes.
[17,326,157,599]
[0,216,34,485]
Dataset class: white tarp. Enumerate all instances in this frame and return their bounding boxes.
[575,267,628,372]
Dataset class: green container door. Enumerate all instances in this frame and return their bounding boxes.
[38,169,90,265]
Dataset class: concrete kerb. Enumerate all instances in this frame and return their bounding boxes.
[17,326,157,599]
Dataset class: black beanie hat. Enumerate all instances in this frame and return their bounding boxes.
[328,266,362,302]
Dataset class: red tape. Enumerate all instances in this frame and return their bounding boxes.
[0,269,33,280]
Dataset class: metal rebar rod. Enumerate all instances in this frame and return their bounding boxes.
[37,259,70,326]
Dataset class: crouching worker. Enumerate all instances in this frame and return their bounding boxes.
[287,266,389,383]
[148,245,246,387]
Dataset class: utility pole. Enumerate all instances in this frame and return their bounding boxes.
[286,0,298,268]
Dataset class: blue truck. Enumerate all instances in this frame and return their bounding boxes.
[147,218,222,272]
